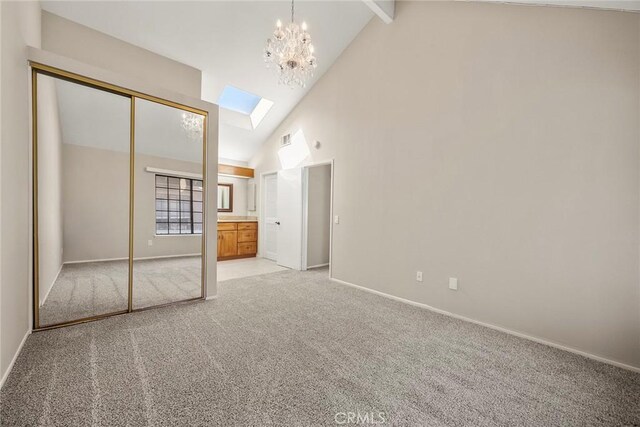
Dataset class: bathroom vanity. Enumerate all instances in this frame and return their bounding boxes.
[217,217,258,260]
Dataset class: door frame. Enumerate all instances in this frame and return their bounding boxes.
[259,171,279,261]
[301,160,334,277]
[259,159,335,276]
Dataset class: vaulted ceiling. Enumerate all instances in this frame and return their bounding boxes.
[41,1,375,162]
[41,1,639,162]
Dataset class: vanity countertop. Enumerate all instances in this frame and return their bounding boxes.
[217,216,258,223]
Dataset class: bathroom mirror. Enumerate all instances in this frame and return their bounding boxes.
[36,73,131,327]
[218,183,233,212]
[133,99,205,309]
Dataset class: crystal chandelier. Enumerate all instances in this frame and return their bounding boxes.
[181,112,203,140]
[264,0,317,88]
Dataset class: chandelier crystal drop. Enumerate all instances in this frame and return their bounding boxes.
[264,0,317,88]
[181,112,203,140]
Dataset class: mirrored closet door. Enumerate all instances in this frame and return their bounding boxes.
[33,65,208,329]
[132,99,205,309]
[35,72,131,327]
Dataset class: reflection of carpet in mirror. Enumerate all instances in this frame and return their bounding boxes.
[39,256,201,326]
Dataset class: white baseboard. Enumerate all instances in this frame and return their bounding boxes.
[40,264,63,307]
[135,253,201,261]
[64,256,128,264]
[64,253,201,265]
[307,263,329,269]
[0,329,31,390]
[205,295,218,301]
[330,277,640,373]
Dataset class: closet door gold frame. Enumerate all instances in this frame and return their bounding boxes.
[31,62,208,331]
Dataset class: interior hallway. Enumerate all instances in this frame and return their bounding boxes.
[2,268,639,426]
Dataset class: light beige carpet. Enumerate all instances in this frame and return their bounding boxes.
[3,268,639,426]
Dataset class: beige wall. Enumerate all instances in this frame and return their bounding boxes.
[42,7,213,270]
[1,2,3,369]
[306,164,331,268]
[37,7,217,300]
[28,44,219,298]
[1,0,41,383]
[41,11,201,98]
[40,9,208,263]
[62,144,129,262]
[62,144,203,262]
[37,76,64,304]
[251,2,640,368]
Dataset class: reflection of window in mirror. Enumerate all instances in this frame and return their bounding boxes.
[155,174,203,235]
[218,183,233,212]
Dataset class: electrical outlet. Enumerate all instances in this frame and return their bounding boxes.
[416,271,423,282]
[449,277,458,290]
[148,239,153,246]
[334,215,340,224]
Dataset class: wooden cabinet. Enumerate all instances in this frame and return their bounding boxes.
[218,231,238,258]
[218,222,238,231]
[217,221,258,260]
[238,230,257,243]
[238,242,257,255]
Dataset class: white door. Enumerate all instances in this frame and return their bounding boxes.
[263,174,278,261]
[276,168,303,270]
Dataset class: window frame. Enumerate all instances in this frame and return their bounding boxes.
[154,174,203,236]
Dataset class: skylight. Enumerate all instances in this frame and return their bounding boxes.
[218,85,262,115]
[217,85,274,129]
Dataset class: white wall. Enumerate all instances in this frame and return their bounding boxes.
[1,0,41,384]
[218,158,250,217]
[37,75,63,305]
[219,157,248,167]
[41,11,201,98]
[306,164,331,268]
[251,2,640,368]
[218,176,248,217]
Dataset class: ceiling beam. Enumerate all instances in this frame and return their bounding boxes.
[362,0,395,24]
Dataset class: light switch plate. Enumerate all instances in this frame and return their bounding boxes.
[449,278,458,290]
[416,271,423,282]
[334,215,340,224]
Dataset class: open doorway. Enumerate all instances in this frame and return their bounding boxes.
[216,162,286,283]
[302,163,332,274]
[259,161,334,276]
